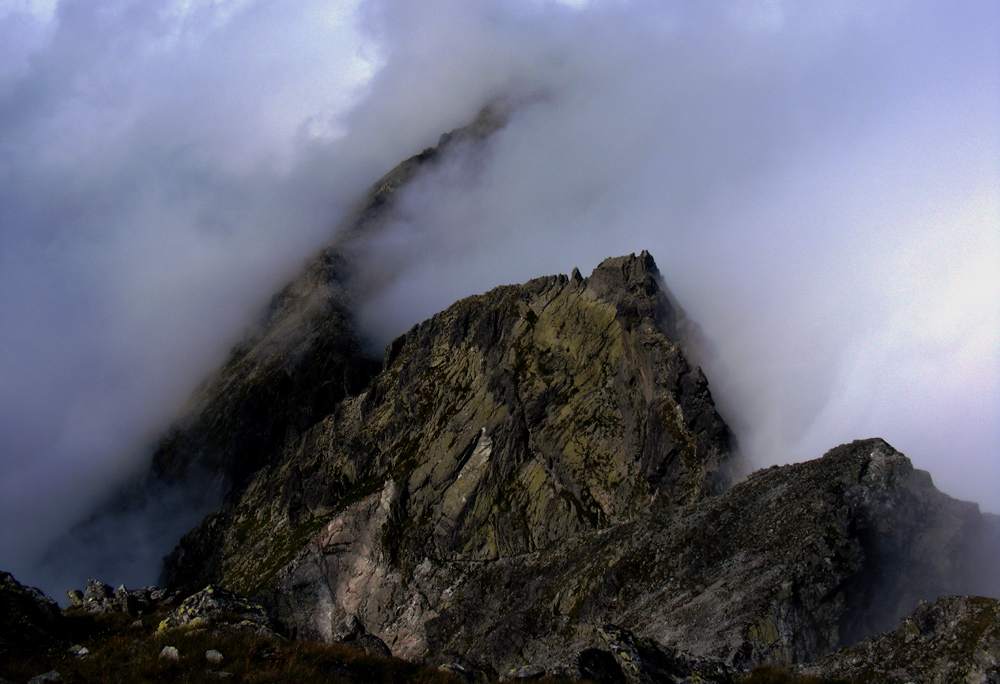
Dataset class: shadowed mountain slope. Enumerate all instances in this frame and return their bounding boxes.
[37,107,512,590]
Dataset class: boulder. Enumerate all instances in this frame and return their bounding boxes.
[158,585,277,636]
[80,579,116,614]
[159,646,180,661]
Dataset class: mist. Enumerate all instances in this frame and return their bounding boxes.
[1,0,997,596]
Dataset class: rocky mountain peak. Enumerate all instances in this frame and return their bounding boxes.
[149,230,999,679]
[162,252,735,601]
[8,105,999,684]
[585,251,677,337]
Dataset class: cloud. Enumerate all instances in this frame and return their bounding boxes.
[0,0,390,587]
[349,0,1000,510]
[0,0,996,596]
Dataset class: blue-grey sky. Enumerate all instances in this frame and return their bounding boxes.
[1,0,997,592]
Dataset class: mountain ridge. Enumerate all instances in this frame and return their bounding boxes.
[154,248,997,676]
[13,107,999,682]
[162,251,735,601]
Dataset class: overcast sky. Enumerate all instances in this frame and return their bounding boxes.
[1,0,997,593]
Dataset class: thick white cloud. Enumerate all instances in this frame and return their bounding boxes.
[349,0,1000,510]
[0,0,996,595]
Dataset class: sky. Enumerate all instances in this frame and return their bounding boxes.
[0,0,997,594]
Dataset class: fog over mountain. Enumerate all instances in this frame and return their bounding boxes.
[0,0,997,594]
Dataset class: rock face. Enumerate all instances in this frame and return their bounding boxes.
[156,239,999,675]
[304,437,990,673]
[163,252,736,651]
[148,104,511,493]
[42,107,997,679]
[797,595,1000,683]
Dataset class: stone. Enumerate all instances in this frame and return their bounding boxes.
[159,645,180,661]
[114,584,142,615]
[206,649,224,664]
[68,644,89,657]
[81,578,116,614]
[157,585,277,636]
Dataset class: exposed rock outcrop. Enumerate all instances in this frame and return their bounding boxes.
[164,253,736,649]
[597,624,733,684]
[39,106,512,591]
[797,595,1000,683]
[157,585,278,637]
[149,103,511,492]
[155,239,1000,675]
[24,100,997,682]
[327,437,991,673]
[66,578,177,616]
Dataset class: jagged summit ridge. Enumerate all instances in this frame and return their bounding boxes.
[13,100,999,683]
[156,244,999,674]
[161,252,735,648]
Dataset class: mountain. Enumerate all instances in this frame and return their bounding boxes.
[33,105,511,590]
[152,240,998,675]
[13,110,1000,683]
[162,250,735,640]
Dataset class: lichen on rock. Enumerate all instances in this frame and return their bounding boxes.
[157,585,277,637]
